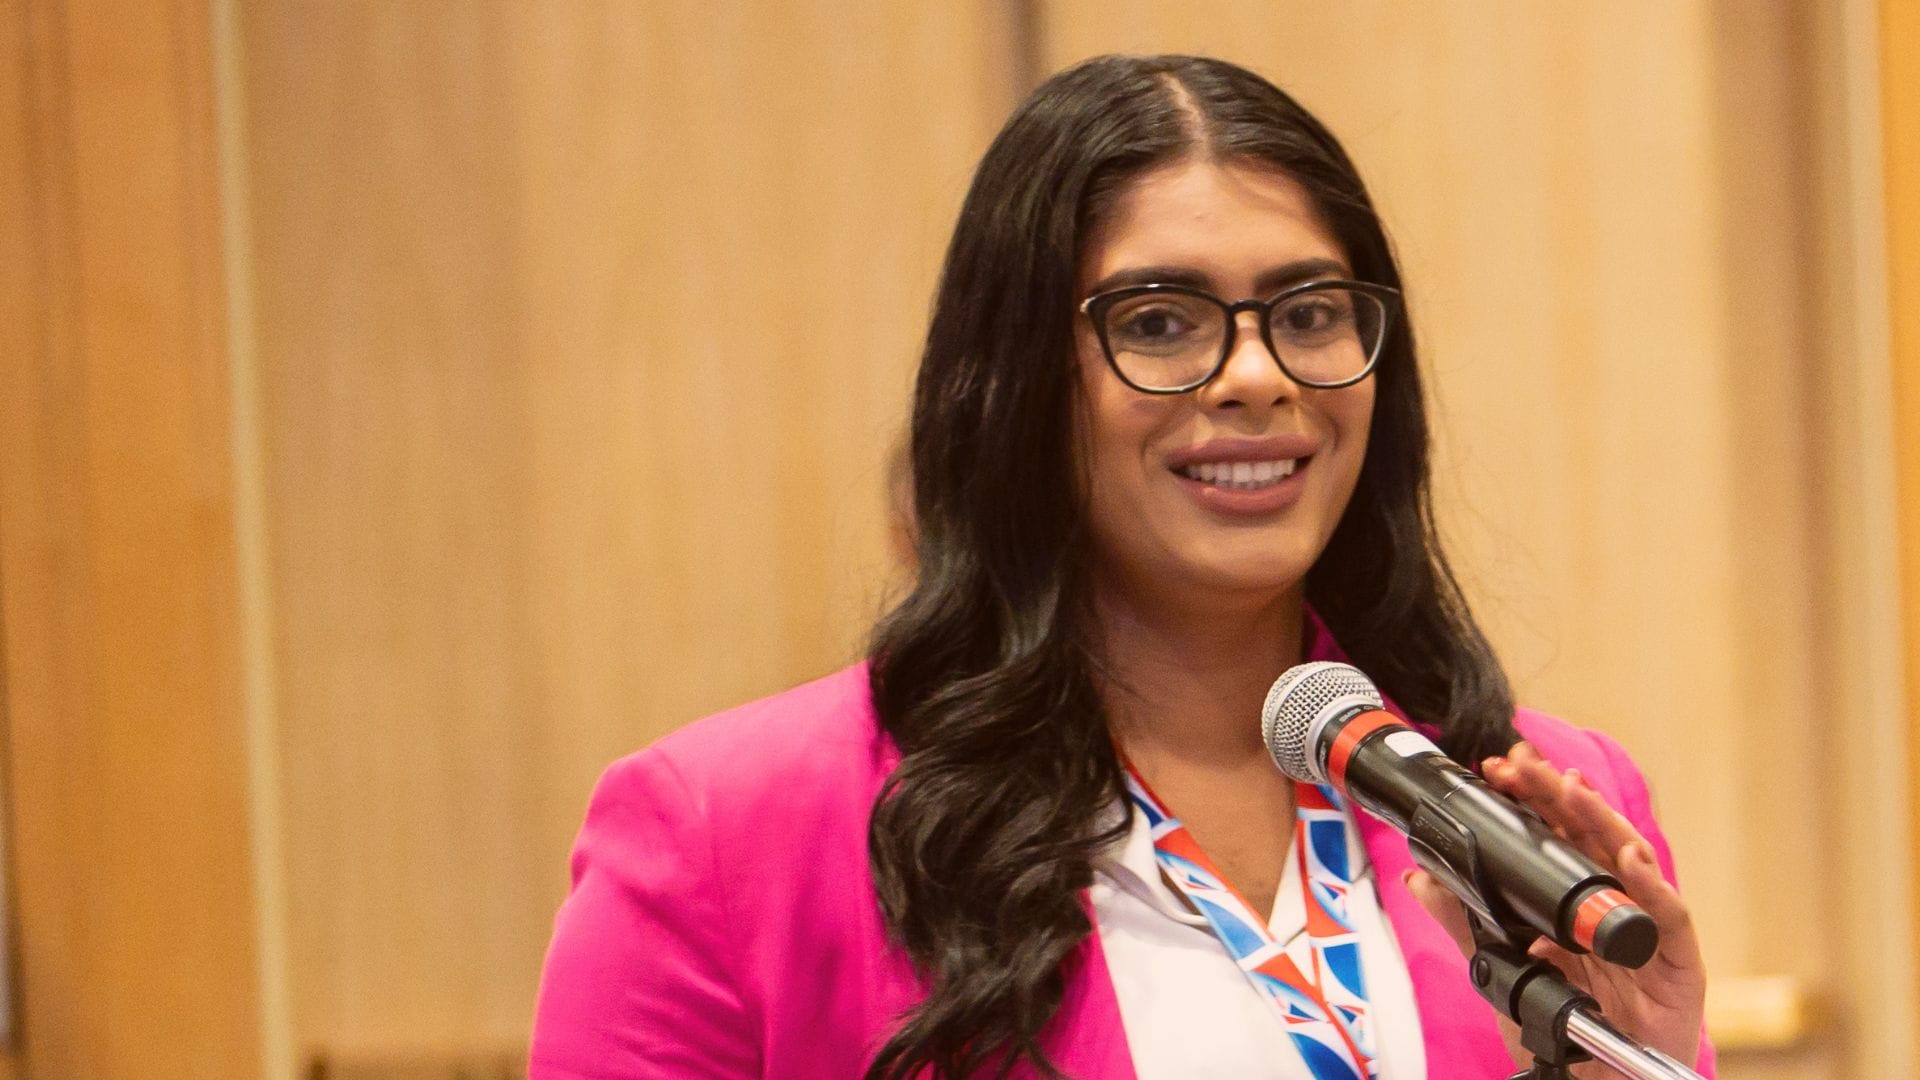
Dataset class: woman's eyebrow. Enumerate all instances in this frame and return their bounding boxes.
[1084,264,1211,294]
[1084,256,1353,297]
[1254,257,1352,294]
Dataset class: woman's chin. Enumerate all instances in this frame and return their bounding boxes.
[1136,555,1313,611]
[1198,567,1311,603]
[1182,535,1321,593]
[1090,525,1323,612]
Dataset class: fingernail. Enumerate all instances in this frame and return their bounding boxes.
[1636,842,1657,864]
[1400,869,1415,888]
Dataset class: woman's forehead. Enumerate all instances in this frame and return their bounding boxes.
[1079,158,1348,293]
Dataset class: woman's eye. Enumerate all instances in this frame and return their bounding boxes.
[1276,295,1351,337]
[1117,307,1194,340]
[1283,300,1333,331]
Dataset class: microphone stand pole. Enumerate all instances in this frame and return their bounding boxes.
[1467,915,1704,1080]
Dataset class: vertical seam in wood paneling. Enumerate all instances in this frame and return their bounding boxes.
[0,0,36,1053]
[1834,0,1920,1075]
[1005,0,1045,96]
[6,0,89,1067]
[0,601,15,1055]
[210,1,294,1076]
[1879,0,1920,1065]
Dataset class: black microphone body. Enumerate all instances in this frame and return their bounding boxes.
[1264,662,1659,968]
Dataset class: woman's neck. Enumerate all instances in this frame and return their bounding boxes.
[1094,577,1306,773]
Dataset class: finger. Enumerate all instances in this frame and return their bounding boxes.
[1562,770,1644,854]
[1504,740,1544,767]
[1486,752,1605,849]
[1482,745,1563,807]
[1502,741,1569,783]
[1613,840,1706,985]
[1526,935,1578,967]
[1402,868,1475,958]
[1482,753,1596,859]
[1528,932,1637,1009]
[1549,769,1645,868]
[1486,753,1641,871]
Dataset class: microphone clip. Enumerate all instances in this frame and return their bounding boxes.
[1422,800,1597,1077]
[1467,911,1596,1080]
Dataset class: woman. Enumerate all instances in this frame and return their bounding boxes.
[530,54,1711,1079]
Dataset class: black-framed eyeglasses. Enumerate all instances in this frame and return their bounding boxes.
[1078,279,1401,394]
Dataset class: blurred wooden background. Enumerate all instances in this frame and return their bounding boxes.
[3,1,1917,1078]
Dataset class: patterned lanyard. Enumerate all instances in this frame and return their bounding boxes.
[1121,760,1378,1080]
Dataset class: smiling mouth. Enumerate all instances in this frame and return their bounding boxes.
[1175,458,1304,491]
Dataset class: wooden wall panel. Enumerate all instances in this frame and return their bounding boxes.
[1881,0,1920,1063]
[0,1,264,1077]
[1034,3,1883,1076]
[1792,2,1917,1075]
[231,2,1016,1060]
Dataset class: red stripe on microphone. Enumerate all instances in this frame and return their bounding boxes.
[1326,709,1405,790]
[1571,888,1632,952]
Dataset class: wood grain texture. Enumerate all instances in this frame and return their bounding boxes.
[1881,0,1920,1068]
[0,0,264,1077]
[230,2,1014,1059]
[1791,4,1920,1076]
[1032,5,1866,1077]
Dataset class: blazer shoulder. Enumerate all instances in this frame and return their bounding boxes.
[596,662,895,840]
[539,664,892,1075]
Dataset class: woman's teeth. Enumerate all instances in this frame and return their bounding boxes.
[1178,459,1298,490]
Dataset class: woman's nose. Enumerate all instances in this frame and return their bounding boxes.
[1201,311,1298,409]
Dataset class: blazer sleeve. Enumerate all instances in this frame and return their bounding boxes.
[529,748,761,1079]
[1586,728,1719,1079]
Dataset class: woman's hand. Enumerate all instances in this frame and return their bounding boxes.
[1402,742,1707,1078]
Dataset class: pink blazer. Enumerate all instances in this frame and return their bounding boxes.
[531,635,1715,1078]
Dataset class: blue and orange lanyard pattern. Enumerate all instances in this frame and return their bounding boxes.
[1120,760,1378,1080]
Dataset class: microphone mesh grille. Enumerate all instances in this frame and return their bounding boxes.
[1261,661,1385,783]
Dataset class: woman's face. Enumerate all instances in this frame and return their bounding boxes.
[1074,158,1376,608]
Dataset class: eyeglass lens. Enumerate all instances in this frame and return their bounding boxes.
[1101,287,1385,390]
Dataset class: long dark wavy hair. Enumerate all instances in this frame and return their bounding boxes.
[864,54,1517,1079]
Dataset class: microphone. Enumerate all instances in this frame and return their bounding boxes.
[1261,661,1659,968]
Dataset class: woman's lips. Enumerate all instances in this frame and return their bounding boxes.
[1172,455,1313,516]
[1164,434,1319,472]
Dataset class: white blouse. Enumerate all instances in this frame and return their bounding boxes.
[1090,800,1426,1078]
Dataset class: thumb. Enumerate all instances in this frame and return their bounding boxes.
[1402,868,1476,958]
